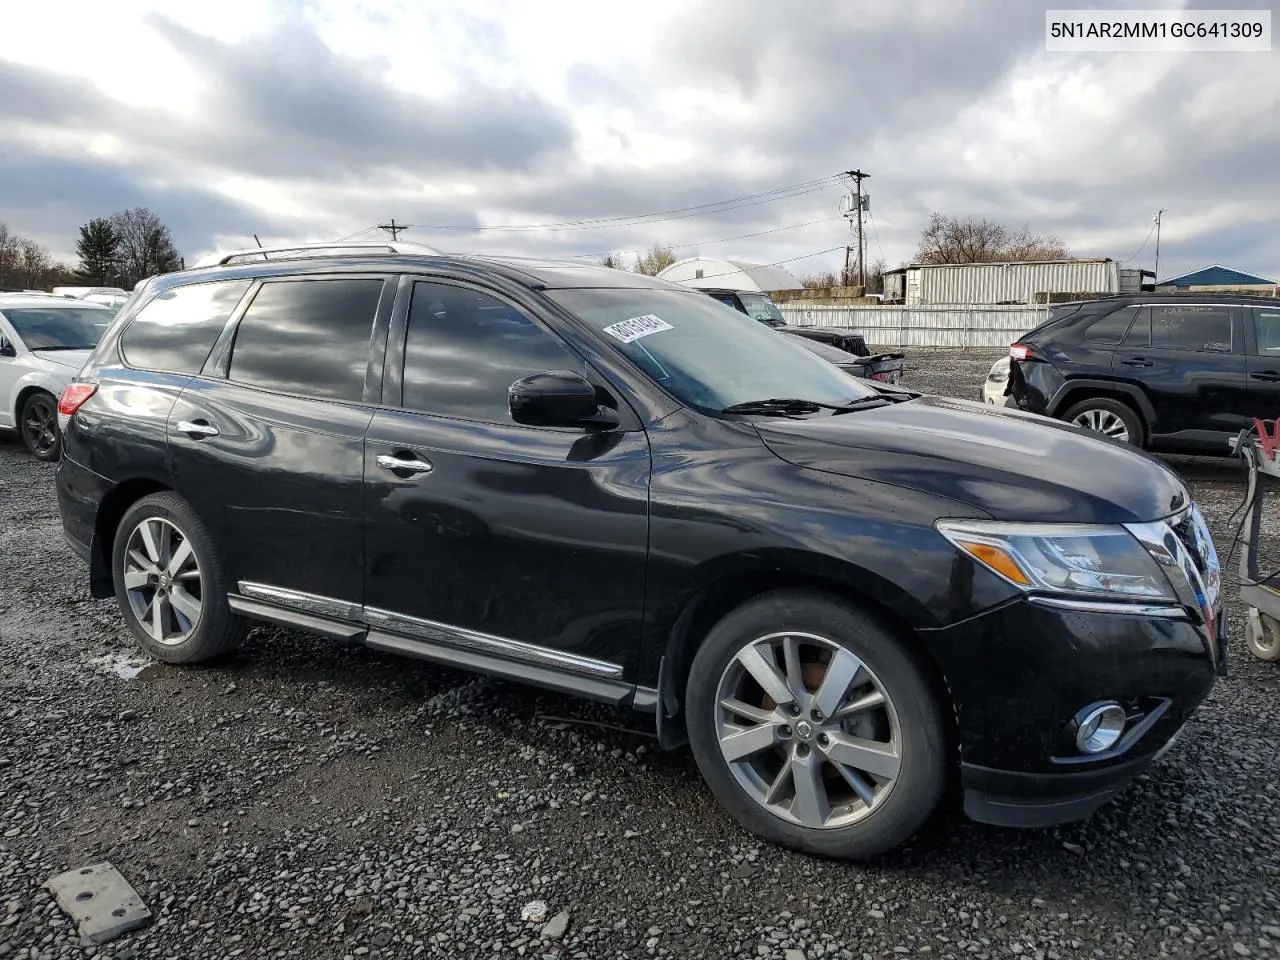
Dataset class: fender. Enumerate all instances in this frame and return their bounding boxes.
[1046,378,1156,424]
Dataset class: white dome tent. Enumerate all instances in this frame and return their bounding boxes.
[656,257,802,293]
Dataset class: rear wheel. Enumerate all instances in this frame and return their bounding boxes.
[112,493,246,663]
[685,590,947,860]
[20,391,60,461]
[1062,397,1143,446]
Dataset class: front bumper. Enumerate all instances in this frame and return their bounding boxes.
[920,596,1220,828]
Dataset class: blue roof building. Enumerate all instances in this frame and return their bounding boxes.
[1156,264,1277,289]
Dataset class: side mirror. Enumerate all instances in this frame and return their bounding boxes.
[509,370,617,428]
[0,337,14,358]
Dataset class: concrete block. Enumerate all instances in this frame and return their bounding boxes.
[43,862,152,945]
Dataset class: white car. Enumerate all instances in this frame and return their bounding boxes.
[0,293,114,461]
[982,355,1011,406]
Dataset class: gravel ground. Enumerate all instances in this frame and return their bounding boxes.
[2,349,1279,960]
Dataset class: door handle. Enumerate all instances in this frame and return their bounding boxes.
[1250,371,1280,383]
[376,453,434,476]
[1120,358,1153,368]
[174,419,220,438]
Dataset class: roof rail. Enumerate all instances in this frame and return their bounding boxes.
[191,240,444,269]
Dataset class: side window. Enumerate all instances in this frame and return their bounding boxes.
[401,282,584,423]
[1253,307,1280,356]
[120,280,251,373]
[1150,304,1234,353]
[1084,306,1138,344]
[227,278,384,401]
[1122,307,1151,347]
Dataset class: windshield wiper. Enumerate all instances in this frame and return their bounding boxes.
[30,345,93,351]
[722,396,895,416]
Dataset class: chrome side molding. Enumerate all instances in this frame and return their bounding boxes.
[234,582,625,681]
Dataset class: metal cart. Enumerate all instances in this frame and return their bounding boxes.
[1233,418,1280,662]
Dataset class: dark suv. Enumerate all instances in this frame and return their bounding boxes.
[1008,294,1280,452]
[700,287,871,357]
[57,245,1225,860]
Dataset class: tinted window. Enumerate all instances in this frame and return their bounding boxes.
[1,307,110,349]
[737,293,786,324]
[1254,308,1280,356]
[120,280,250,373]
[1084,307,1137,344]
[227,279,384,401]
[402,282,584,423]
[1150,304,1234,352]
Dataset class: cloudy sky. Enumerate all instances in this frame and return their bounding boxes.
[2,0,1277,283]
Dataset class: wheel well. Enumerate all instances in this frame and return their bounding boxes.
[14,385,56,422]
[657,572,956,757]
[89,478,171,598]
[1057,388,1148,437]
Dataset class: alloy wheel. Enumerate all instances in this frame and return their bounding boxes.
[714,631,901,829]
[122,517,204,645]
[22,396,58,457]
[1071,408,1130,442]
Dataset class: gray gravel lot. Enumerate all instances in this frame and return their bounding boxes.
[2,348,1279,960]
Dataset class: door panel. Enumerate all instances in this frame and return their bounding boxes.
[363,411,651,669]
[362,278,650,674]
[1113,304,1250,438]
[1247,305,1280,416]
[169,379,372,602]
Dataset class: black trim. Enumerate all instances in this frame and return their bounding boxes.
[61,528,91,562]
[227,596,367,640]
[364,630,635,706]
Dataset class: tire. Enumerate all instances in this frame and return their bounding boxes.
[111,492,246,663]
[1245,611,1280,663]
[1061,397,1144,447]
[685,589,948,860]
[20,391,61,462]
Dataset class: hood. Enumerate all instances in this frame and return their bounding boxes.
[756,395,1188,524]
[32,349,92,371]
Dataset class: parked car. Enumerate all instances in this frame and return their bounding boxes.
[0,293,113,460]
[784,333,905,385]
[1008,294,1280,452]
[700,287,872,357]
[982,356,1011,405]
[57,244,1225,860]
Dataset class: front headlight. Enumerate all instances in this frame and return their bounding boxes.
[936,520,1177,601]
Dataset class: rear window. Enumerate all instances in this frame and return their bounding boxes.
[1255,308,1280,356]
[1084,306,1138,344]
[120,280,251,374]
[1,307,109,350]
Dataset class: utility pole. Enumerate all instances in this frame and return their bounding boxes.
[377,218,412,241]
[1153,209,1165,282]
[844,170,869,289]
[843,245,852,286]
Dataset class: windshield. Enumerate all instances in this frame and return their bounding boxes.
[549,288,878,411]
[737,292,787,325]
[2,307,110,350]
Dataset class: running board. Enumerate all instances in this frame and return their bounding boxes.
[365,630,635,707]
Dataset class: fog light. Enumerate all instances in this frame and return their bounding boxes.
[1075,702,1127,754]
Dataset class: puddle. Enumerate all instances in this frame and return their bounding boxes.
[85,653,166,681]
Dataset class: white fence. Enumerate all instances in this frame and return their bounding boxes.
[778,304,1051,349]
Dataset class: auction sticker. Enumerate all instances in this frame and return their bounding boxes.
[602,314,673,343]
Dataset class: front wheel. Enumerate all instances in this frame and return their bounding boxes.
[112,492,246,663]
[20,391,60,461]
[685,590,947,860]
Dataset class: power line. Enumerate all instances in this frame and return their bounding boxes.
[573,216,844,262]
[1121,218,1158,265]
[414,176,844,233]
[377,218,413,240]
[867,211,886,264]
[333,224,383,243]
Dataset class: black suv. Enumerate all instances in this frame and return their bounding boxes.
[1008,294,1280,452]
[57,246,1225,860]
[700,287,871,357]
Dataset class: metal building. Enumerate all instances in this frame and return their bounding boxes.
[656,257,803,292]
[881,259,1153,306]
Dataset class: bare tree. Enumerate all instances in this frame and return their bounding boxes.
[0,224,72,290]
[798,271,839,289]
[914,212,1069,264]
[110,207,181,286]
[0,224,20,288]
[632,243,677,276]
[600,253,624,269]
[865,257,887,295]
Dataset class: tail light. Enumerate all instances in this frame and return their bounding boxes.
[57,382,98,432]
[1009,342,1039,361]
